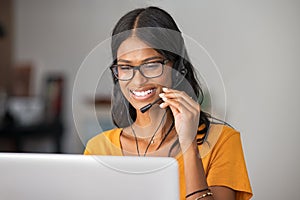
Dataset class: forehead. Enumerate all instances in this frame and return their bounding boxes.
[117,37,162,62]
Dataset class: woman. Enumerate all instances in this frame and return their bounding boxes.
[84,6,252,200]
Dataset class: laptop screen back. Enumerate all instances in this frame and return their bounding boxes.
[0,153,179,200]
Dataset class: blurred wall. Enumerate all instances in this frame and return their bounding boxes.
[13,0,300,199]
[0,0,13,93]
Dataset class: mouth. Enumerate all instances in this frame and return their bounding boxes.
[130,88,156,100]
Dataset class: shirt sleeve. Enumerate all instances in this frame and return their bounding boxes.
[83,129,123,156]
[206,130,253,200]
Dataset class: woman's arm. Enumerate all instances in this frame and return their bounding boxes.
[160,87,235,200]
[183,140,235,200]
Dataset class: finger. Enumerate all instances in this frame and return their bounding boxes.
[160,92,197,110]
[162,87,199,107]
[159,91,200,113]
[159,101,180,116]
[162,87,189,96]
[160,96,191,114]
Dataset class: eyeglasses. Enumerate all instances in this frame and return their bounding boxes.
[110,60,168,81]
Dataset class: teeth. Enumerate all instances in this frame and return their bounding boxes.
[132,89,154,97]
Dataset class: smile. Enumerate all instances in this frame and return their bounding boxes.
[130,88,156,99]
[131,89,155,97]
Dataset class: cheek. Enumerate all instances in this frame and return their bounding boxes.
[158,67,172,87]
[158,75,172,87]
[119,82,129,97]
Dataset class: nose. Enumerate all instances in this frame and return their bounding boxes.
[131,69,148,85]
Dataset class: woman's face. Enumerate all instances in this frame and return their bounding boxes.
[116,36,172,111]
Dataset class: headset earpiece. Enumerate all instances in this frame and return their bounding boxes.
[180,68,187,76]
[173,63,187,88]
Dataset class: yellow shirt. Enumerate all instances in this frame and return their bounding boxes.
[84,124,253,200]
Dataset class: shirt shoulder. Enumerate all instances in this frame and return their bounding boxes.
[84,128,122,155]
[199,123,239,158]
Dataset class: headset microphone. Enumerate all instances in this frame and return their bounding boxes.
[140,98,163,113]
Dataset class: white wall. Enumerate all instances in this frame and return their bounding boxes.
[13,0,300,199]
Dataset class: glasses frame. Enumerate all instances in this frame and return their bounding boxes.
[110,59,168,81]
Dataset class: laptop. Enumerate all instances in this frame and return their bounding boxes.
[0,153,179,200]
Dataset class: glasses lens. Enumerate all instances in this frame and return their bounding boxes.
[141,62,163,78]
[116,65,133,80]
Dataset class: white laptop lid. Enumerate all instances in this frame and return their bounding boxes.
[0,153,179,200]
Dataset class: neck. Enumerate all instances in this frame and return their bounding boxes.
[132,106,171,139]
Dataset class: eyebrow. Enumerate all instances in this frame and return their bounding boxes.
[117,56,164,64]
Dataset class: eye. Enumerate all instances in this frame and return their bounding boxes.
[118,65,132,70]
[143,62,161,69]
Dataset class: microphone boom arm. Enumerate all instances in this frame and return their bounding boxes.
[140,98,163,113]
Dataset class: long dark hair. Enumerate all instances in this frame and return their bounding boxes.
[110,7,210,144]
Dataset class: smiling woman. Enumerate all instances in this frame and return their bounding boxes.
[84,6,252,200]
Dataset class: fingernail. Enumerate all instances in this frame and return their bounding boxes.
[162,87,168,92]
[159,103,165,108]
[159,93,165,97]
[162,97,167,101]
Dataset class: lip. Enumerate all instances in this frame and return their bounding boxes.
[130,87,157,101]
